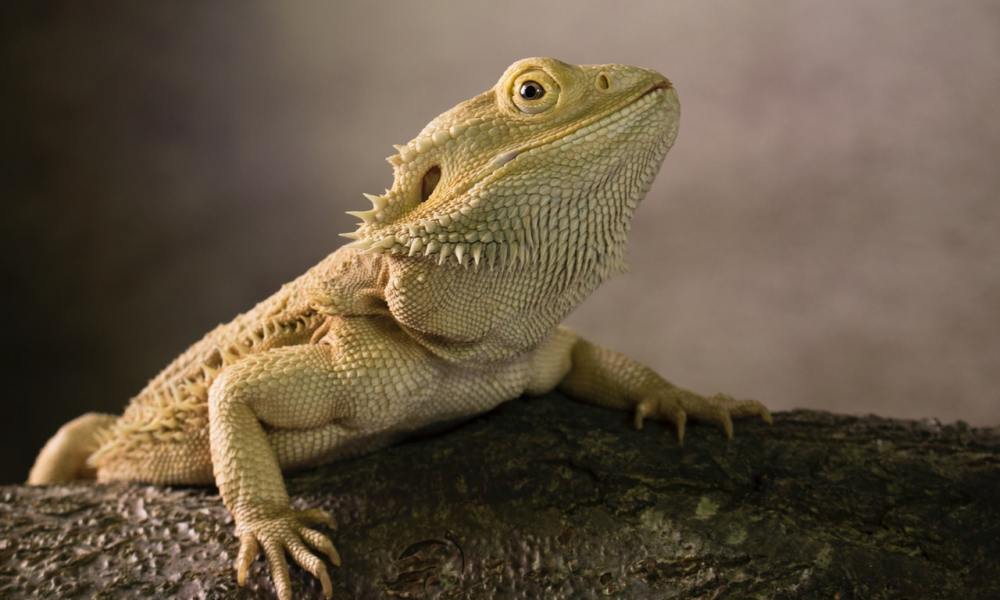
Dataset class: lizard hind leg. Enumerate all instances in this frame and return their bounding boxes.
[27,412,118,484]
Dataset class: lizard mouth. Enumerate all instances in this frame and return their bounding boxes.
[640,79,672,98]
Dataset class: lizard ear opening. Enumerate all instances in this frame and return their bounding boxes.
[420,165,441,202]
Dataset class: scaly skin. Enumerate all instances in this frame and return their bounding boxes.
[28,58,771,599]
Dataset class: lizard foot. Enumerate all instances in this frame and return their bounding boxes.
[633,390,772,444]
[235,507,341,600]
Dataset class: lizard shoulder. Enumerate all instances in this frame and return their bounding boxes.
[523,326,577,396]
[299,248,391,317]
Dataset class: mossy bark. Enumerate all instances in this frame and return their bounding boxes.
[2,393,998,599]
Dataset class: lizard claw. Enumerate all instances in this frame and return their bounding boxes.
[632,390,770,443]
[234,507,340,600]
[633,394,687,444]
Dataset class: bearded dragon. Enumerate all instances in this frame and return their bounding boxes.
[28,57,771,599]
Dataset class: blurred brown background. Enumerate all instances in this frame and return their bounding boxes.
[2,2,998,484]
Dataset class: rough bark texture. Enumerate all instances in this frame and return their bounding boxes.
[2,393,998,599]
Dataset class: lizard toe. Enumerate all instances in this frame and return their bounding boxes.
[237,508,341,599]
[633,393,687,444]
[261,537,293,600]
[296,507,338,530]
[726,397,773,424]
[633,390,773,441]
[302,527,342,566]
[235,534,259,587]
[286,538,333,599]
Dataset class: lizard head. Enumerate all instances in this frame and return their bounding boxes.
[343,57,679,278]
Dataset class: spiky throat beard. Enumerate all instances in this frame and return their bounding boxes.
[342,85,677,275]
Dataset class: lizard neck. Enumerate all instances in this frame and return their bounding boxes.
[383,238,627,362]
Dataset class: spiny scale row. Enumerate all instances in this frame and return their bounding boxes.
[342,190,485,230]
[366,236,533,270]
[138,313,320,410]
[385,118,485,166]
[91,312,322,463]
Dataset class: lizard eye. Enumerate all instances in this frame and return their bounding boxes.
[511,70,559,115]
[519,81,544,100]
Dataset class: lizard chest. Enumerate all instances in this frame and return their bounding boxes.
[319,314,534,430]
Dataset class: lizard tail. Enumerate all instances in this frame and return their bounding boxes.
[27,413,119,484]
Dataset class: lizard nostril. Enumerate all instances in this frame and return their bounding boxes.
[596,73,610,91]
[421,165,441,202]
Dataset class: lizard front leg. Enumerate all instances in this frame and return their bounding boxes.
[209,344,346,600]
[531,327,771,443]
[209,315,438,599]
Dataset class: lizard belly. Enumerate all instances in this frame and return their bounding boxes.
[268,314,533,470]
